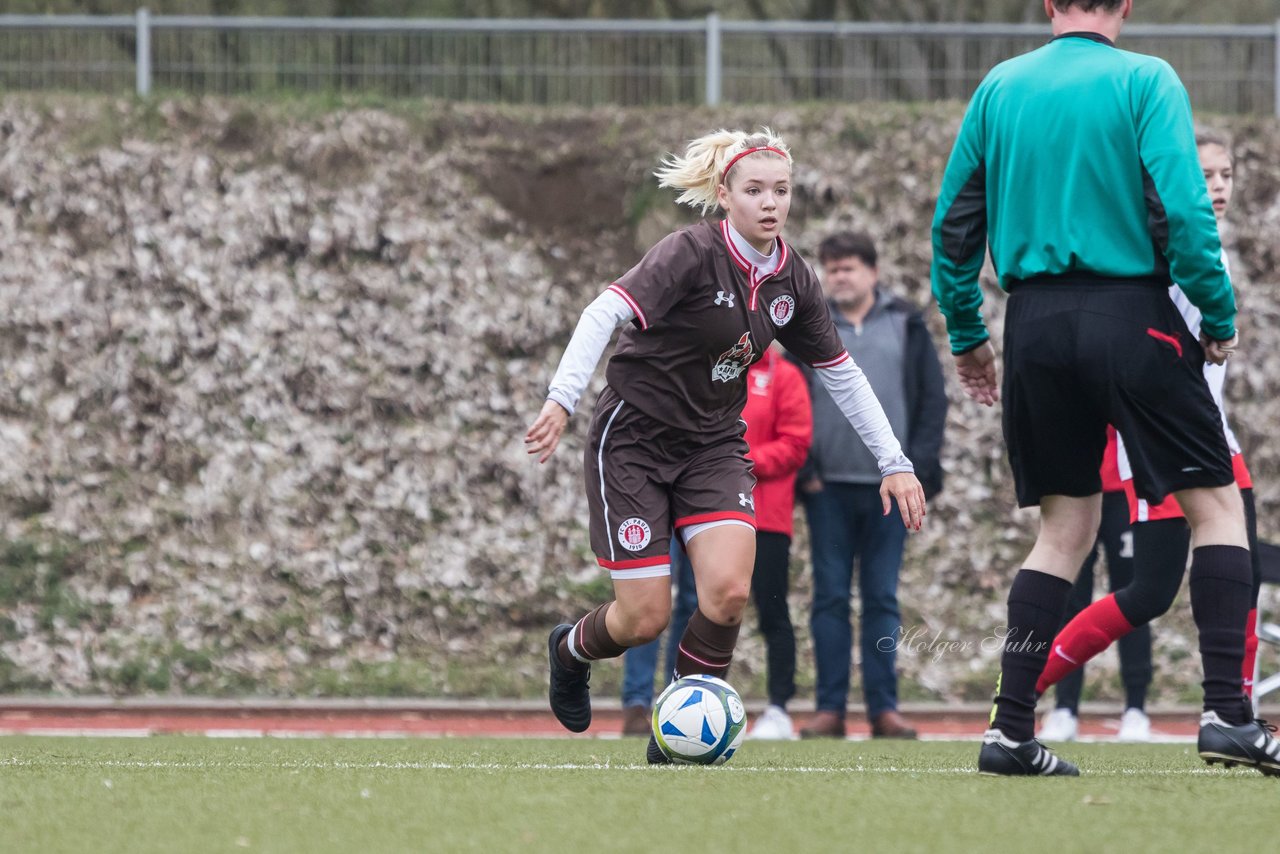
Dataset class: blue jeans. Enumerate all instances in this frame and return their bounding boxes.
[620,538,699,709]
[804,482,908,719]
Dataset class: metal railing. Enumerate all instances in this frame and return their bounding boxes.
[0,11,1277,114]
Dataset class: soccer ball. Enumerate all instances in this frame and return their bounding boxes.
[651,674,747,765]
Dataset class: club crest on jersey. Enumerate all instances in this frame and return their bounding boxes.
[617,517,652,552]
[768,294,796,327]
[711,331,756,383]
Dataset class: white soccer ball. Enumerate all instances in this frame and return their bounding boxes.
[651,674,747,765]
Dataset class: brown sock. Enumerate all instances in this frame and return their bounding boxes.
[557,603,627,670]
[675,608,740,680]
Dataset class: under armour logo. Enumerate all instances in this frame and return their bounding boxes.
[715,291,736,307]
[738,492,754,510]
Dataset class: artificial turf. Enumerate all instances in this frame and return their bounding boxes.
[2,735,1273,853]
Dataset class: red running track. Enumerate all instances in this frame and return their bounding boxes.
[0,699,1207,740]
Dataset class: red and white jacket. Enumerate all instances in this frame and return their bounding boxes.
[743,348,812,537]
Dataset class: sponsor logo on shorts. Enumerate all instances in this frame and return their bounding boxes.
[617,517,652,552]
[768,294,795,327]
[738,492,755,510]
[711,331,756,383]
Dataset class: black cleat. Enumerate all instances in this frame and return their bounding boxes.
[978,728,1080,776]
[646,734,671,765]
[547,624,591,733]
[1198,711,1280,776]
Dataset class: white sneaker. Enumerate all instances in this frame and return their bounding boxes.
[748,705,794,740]
[1037,708,1078,742]
[1117,707,1151,742]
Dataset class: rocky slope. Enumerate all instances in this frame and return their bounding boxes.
[1,96,1278,704]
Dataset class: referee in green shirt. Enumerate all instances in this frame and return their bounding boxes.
[931,0,1275,777]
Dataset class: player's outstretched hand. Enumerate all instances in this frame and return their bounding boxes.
[954,341,999,406]
[525,400,569,464]
[1202,332,1238,366]
[881,471,926,531]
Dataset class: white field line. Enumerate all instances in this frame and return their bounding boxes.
[0,756,1235,777]
[0,728,1200,745]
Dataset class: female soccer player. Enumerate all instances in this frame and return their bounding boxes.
[525,128,925,763]
[1036,131,1273,769]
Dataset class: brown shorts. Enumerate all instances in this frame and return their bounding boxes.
[584,387,756,579]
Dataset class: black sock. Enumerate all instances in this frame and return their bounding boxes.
[1189,545,1252,726]
[992,569,1073,742]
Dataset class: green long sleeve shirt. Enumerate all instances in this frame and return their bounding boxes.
[930,32,1235,354]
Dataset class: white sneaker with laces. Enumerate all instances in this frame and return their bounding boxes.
[748,705,794,740]
[1037,708,1078,742]
[1117,707,1151,742]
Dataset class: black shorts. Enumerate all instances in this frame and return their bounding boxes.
[1002,278,1233,508]
[583,387,756,579]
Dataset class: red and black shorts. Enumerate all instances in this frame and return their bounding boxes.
[583,387,756,580]
[1002,277,1234,508]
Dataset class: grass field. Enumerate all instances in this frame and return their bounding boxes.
[3,735,1275,853]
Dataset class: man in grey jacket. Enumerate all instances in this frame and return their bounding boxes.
[799,231,948,739]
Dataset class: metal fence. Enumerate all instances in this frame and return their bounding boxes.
[0,11,1277,114]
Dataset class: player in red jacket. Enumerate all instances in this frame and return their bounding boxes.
[741,345,812,740]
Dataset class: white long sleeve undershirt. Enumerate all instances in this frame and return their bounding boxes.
[546,289,636,416]
[816,358,915,477]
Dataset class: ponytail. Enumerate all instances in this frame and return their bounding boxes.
[654,127,792,215]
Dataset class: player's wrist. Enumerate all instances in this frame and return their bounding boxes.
[545,392,575,417]
[952,336,991,357]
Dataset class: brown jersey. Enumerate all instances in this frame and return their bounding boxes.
[605,220,845,435]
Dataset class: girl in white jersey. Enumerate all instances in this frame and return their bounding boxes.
[1037,131,1267,724]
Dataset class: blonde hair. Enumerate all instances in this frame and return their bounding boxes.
[654,128,793,215]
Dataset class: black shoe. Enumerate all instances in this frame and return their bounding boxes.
[1198,711,1280,776]
[978,728,1080,776]
[547,624,591,733]
[646,734,671,765]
